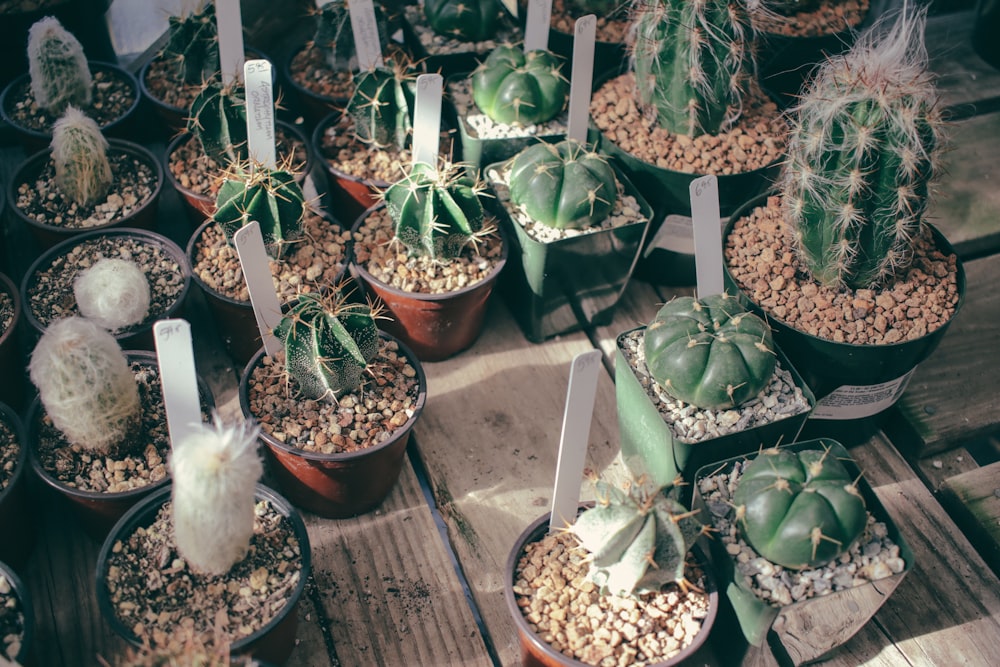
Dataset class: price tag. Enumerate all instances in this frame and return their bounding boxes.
[567,15,595,145]
[524,0,552,53]
[350,0,384,71]
[810,369,917,420]
[244,59,276,169]
[690,175,724,298]
[234,222,283,357]
[412,73,443,170]
[216,0,245,86]
[153,319,201,448]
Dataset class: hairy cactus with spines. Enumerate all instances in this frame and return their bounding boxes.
[27,16,92,115]
[50,106,112,208]
[383,159,492,260]
[73,258,151,332]
[423,0,503,42]
[630,0,757,138]
[643,293,776,410]
[187,79,248,166]
[312,0,392,71]
[781,8,943,290]
[733,445,868,570]
[347,57,418,149]
[212,161,307,258]
[471,45,569,127]
[162,1,219,85]
[507,139,617,230]
[273,291,381,400]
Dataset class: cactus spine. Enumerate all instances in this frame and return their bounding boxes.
[73,258,151,331]
[423,0,503,42]
[312,0,391,71]
[781,8,943,289]
[162,1,220,86]
[273,291,381,400]
[471,45,569,127]
[50,106,112,208]
[187,79,248,166]
[630,0,757,137]
[170,416,263,576]
[28,316,142,457]
[347,57,417,149]
[27,16,92,115]
[213,161,307,258]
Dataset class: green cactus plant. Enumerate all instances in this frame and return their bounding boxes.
[162,1,219,86]
[733,445,868,570]
[780,8,943,289]
[423,0,503,42]
[347,57,418,149]
[312,0,391,71]
[27,16,92,115]
[50,106,112,208]
[383,159,492,260]
[630,0,757,138]
[470,45,569,127]
[643,293,776,410]
[506,139,618,230]
[187,79,248,167]
[273,291,381,400]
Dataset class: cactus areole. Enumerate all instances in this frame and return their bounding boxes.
[348,62,417,150]
[643,294,776,410]
[162,2,219,85]
[423,0,503,42]
[471,46,569,126]
[213,166,306,258]
[734,446,868,570]
[188,80,249,167]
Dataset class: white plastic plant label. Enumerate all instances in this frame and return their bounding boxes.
[412,73,443,170]
[567,15,595,145]
[244,59,276,169]
[809,368,917,420]
[216,0,245,86]
[234,222,283,357]
[349,0,384,71]
[153,319,201,448]
[524,0,552,53]
[690,175,724,298]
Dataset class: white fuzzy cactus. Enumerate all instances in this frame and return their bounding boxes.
[170,416,263,576]
[51,106,112,208]
[27,16,92,115]
[73,258,151,331]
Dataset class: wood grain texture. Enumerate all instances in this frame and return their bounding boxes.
[939,461,1000,579]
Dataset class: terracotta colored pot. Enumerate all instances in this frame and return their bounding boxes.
[281,43,350,130]
[0,402,34,571]
[311,111,390,227]
[0,558,35,667]
[0,273,26,413]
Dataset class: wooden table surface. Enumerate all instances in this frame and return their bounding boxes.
[4,5,1000,667]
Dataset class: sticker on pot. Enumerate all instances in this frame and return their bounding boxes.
[645,214,698,256]
[809,368,917,420]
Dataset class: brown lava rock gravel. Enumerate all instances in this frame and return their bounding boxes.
[0,417,18,493]
[755,0,870,38]
[3,67,136,133]
[725,196,961,345]
[288,44,355,103]
[0,292,13,338]
[549,0,630,43]
[0,572,25,661]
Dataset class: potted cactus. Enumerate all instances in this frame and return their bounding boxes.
[722,7,965,444]
[0,401,33,570]
[505,475,719,665]
[513,0,632,67]
[615,293,814,500]
[402,0,518,76]
[0,15,139,152]
[96,417,311,664]
[692,439,912,663]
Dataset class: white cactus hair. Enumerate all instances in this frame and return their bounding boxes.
[170,414,263,576]
[51,106,112,208]
[27,15,92,113]
[73,258,151,332]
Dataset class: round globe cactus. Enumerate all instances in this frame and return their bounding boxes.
[471,45,568,126]
[423,0,503,42]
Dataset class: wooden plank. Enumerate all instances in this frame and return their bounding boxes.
[927,10,1000,114]
[939,461,1000,579]
[915,445,981,491]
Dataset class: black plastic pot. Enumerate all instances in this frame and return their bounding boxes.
[0,273,26,413]
[399,6,522,79]
[0,402,33,571]
[0,557,35,666]
[974,0,1000,69]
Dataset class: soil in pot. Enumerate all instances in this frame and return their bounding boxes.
[0,402,34,570]
[401,3,521,77]
[754,0,870,39]
[0,274,26,412]
[0,562,32,665]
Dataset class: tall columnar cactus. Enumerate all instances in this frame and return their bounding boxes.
[733,445,868,570]
[471,45,569,127]
[28,316,142,457]
[162,1,220,86]
[643,293,776,410]
[170,416,263,576]
[212,163,307,258]
[27,16,92,115]
[273,292,381,400]
[630,0,757,138]
[187,79,248,166]
[423,0,502,42]
[568,479,705,596]
[50,106,112,208]
[347,58,417,149]
[383,159,490,259]
[312,0,391,71]
[73,258,151,332]
[507,139,618,230]
[781,8,943,289]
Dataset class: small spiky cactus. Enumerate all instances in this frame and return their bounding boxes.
[347,57,417,149]
[383,159,491,260]
[781,8,943,290]
[423,0,503,42]
[212,162,307,259]
[506,139,617,230]
[28,316,142,457]
[73,258,151,331]
[27,16,92,115]
[471,45,569,127]
[187,79,249,167]
[642,293,776,410]
[170,416,263,576]
[50,106,112,208]
[273,291,380,400]
[312,0,391,71]
[733,445,868,570]
[162,1,220,86]
[630,0,757,138]
[568,478,705,596]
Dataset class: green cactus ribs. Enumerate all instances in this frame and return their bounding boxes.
[347,58,418,149]
[423,0,504,42]
[471,45,568,127]
[162,1,219,85]
[312,0,392,71]
[188,79,249,167]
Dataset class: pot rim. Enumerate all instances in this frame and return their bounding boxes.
[281,42,351,108]
[0,400,27,509]
[0,557,34,664]
[0,272,22,352]
[310,110,395,190]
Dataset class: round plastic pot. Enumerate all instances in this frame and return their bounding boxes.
[311,111,390,227]
[281,43,349,129]
[0,558,35,667]
[95,482,311,665]
[21,227,192,352]
[0,273,26,413]
[505,506,719,667]
[238,332,427,519]
[0,402,34,571]
[7,139,164,252]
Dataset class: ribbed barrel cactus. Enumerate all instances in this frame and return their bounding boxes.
[733,445,868,570]
[630,0,757,137]
[506,139,618,230]
[273,291,381,400]
[312,0,391,71]
[187,79,248,167]
[383,159,490,260]
[471,45,569,126]
[643,293,776,410]
[569,479,705,596]
[162,1,219,85]
[781,8,943,289]
[50,106,112,208]
[347,58,417,149]
[213,163,306,258]
[27,16,92,115]
[423,0,503,42]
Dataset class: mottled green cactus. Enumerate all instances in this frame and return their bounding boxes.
[383,159,491,260]
[734,444,868,570]
[50,106,112,208]
[213,163,306,258]
[630,0,757,137]
[187,79,248,166]
[423,0,503,42]
[273,291,381,400]
[312,0,391,71]
[162,2,219,85]
[471,45,569,126]
[643,293,776,410]
[781,9,943,289]
[569,478,705,596]
[507,139,617,230]
[27,16,92,115]
[347,58,417,149]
